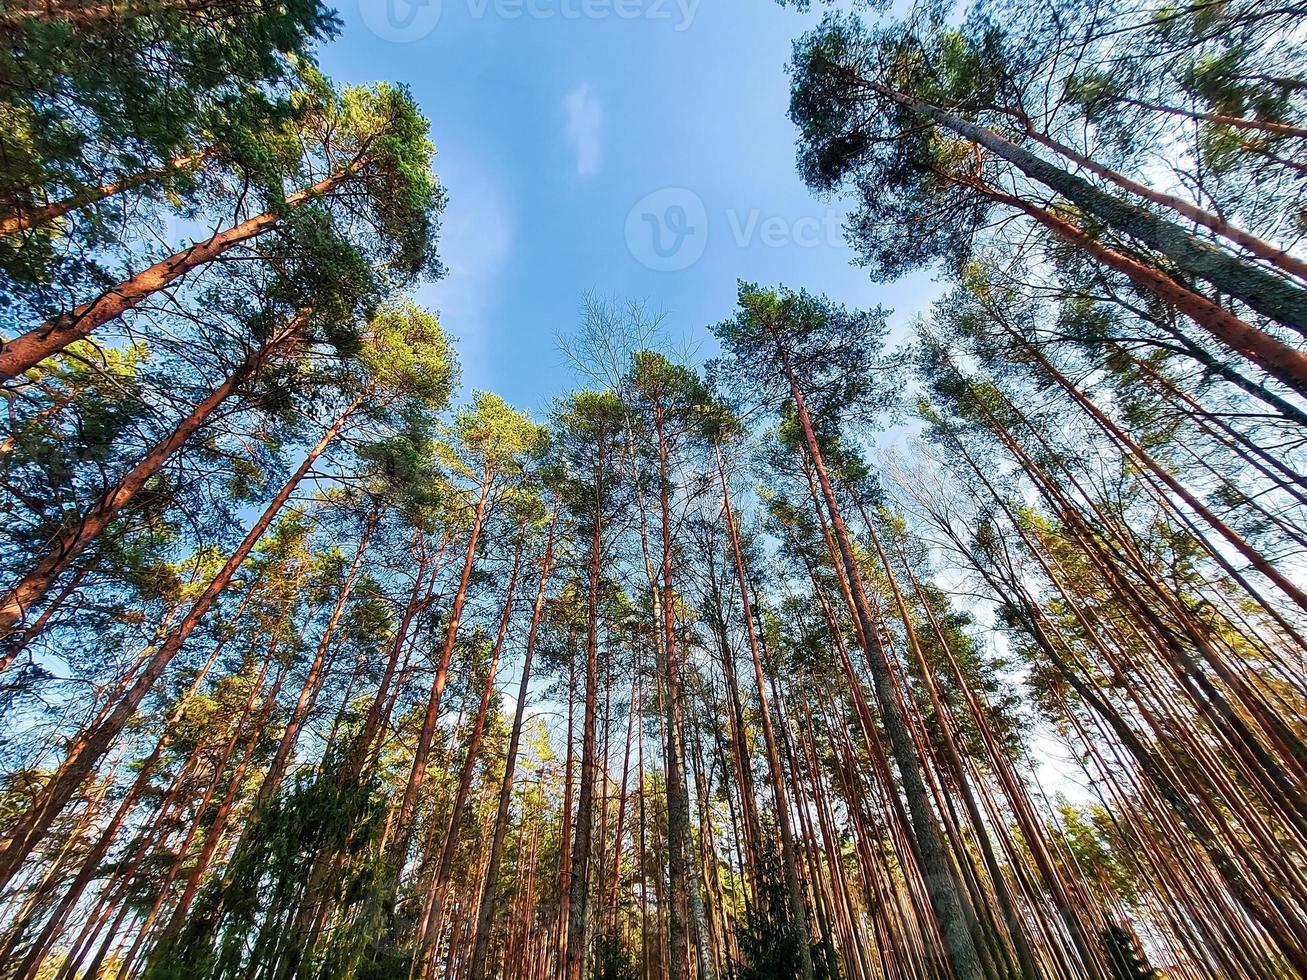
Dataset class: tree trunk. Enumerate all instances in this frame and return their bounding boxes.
[467,517,556,980]
[0,151,210,236]
[556,633,577,971]
[393,471,493,854]
[0,392,360,890]
[1010,120,1307,281]
[257,507,377,803]
[651,401,714,980]
[351,533,446,769]
[773,338,983,980]
[415,526,526,973]
[1117,94,1307,139]
[0,316,302,637]
[565,443,607,980]
[970,178,1307,398]
[0,163,362,382]
[713,438,816,980]
[873,81,1307,334]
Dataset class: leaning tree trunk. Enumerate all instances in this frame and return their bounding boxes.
[1116,95,1307,140]
[872,81,1307,335]
[0,162,363,382]
[0,151,210,236]
[965,177,1307,399]
[1001,318,1307,632]
[392,472,492,852]
[257,508,378,803]
[0,392,361,890]
[938,414,1307,975]
[1011,121,1307,281]
[0,315,302,637]
[774,338,984,980]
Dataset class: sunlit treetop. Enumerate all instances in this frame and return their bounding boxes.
[357,301,459,412]
[713,281,890,425]
[443,391,549,483]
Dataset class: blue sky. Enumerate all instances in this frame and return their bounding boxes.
[323,0,941,413]
[319,1,1092,793]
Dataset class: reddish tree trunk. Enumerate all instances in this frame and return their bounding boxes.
[972,179,1307,398]
[565,443,607,980]
[0,151,210,236]
[257,508,378,802]
[467,517,556,980]
[0,164,362,382]
[774,337,983,980]
[414,526,526,971]
[0,393,359,889]
[0,317,302,637]
[713,437,816,980]
[394,472,493,846]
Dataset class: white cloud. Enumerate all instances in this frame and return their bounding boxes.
[563,84,602,179]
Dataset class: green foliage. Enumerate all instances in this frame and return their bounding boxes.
[359,302,459,410]
[1056,800,1142,909]
[146,757,393,980]
[591,935,639,980]
[551,388,629,527]
[713,281,889,425]
[0,0,338,290]
[1102,923,1160,980]
[447,391,548,480]
[735,830,829,980]
[788,11,997,279]
[331,79,447,281]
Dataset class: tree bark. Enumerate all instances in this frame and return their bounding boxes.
[1014,121,1307,281]
[773,336,983,980]
[0,316,302,637]
[871,81,1307,334]
[713,437,815,980]
[0,163,362,382]
[0,151,211,237]
[1117,94,1307,140]
[0,392,359,890]
[565,437,608,980]
[972,179,1307,398]
[414,526,526,973]
[393,471,493,854]
[650,400,715,980]
[257,507,377,803]
[467,517,555,980]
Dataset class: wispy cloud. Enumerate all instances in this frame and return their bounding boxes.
[563,84,602,179]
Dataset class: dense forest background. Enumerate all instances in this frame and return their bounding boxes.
[1,0,1305,978]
